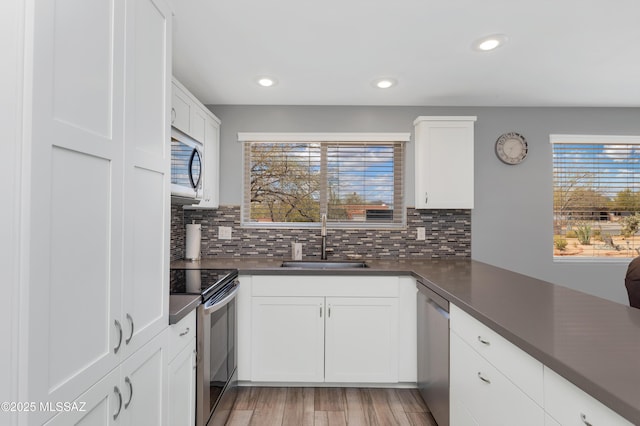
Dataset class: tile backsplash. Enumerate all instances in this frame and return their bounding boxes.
[171,205,470,261]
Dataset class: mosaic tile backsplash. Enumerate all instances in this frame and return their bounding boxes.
[171,205,471,261]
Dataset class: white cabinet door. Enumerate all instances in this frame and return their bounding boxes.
[120,330,169,426]
[544,367,633,426]
[43,368,120,426]
[324,297,399,383]
[121,0,171,357]
[414,116,476,209]
[26,1,126,422]
[190,107,207,143]
[450,397,480,426]
[44,330,168,426]
[168,341,196,426]
[171,83,191,135]
[251,297,325,382]
[200,117,221,208]
[450,331,544,426]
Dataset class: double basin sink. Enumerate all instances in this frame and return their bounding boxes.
[281,260,368,269]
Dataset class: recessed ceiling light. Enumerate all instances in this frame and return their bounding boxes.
[256,77,277,87]
[372,78,397,89]
[473,34,508,52]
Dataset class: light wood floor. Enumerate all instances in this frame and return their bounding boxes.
[224,387,438,426]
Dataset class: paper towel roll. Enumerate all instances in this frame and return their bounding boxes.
[185,223,202,260]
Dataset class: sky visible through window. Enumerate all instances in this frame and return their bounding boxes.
[553,141,640,258]
[245,141,403,225]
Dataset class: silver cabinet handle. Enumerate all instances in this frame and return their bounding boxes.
[580,413,593,426]
[477,372,491,384]
[477,336,490,345]
[114,320,123,354]
[328,306,331,318]
[113,386,123,420]
[179,327,190,337]
[320,306,322,317]
[124,376,133,409]
[425,192,428,204]
[125,313,134,345]
[171,107,176,124]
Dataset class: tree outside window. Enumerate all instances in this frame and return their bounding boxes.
[552,135,640,258]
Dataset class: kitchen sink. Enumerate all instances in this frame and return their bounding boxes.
[280,260,368,269]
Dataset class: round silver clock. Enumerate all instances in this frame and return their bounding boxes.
[495,132,528,165]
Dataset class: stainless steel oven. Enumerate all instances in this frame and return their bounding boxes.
[170,268,239,426]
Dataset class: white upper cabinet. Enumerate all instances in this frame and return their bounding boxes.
[171,78,221,208]
[414,116,476,209]
[171,84,191,134]
[122,0,171,357]
[23,0,171,422]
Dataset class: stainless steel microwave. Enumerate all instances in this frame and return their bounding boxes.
[171,127,203,202]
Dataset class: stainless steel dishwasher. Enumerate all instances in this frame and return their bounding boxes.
[417,281,450,426]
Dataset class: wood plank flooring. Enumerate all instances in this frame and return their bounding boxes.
[225,387,438,426]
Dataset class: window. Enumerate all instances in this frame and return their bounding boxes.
[239,133,409,228]
[551,134,640,259]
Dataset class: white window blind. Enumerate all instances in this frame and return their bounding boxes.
[551,135,640,258]
[243,139,405,227]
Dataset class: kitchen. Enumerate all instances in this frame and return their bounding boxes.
[3,0,640,425]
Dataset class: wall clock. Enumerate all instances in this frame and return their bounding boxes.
[495,132,528,165]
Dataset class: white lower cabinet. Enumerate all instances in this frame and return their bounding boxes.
[543,367,632,426]
[45,330,169,426]
[246,275,405,384]
[450,331,544,426]
[450,304,632,425]
[251,296,325,382]
[168,342,196,426]
[251,296,398,383]
[545,413,562,426]
[168,311,197,426]
[324,297,398,382]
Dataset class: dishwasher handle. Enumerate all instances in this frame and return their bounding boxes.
[417,280,450,316]
[427,298,450,319]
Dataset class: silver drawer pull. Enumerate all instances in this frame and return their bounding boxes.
[580,413,593,426]
[179,327,190,337]
[477,372,491,384]
[114,320,123,354]
[477,336,490,345]
[124,376,133,409]
[113,386,123,420]
[125,313,134,345]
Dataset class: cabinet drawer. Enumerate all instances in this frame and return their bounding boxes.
[450,304,543,405]
[450,331,544,426]
[169,309,196,362]
[251,275,398,297]
[544,367,632,426]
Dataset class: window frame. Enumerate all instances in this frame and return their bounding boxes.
[238,132,410,230]
[551,134,640,262]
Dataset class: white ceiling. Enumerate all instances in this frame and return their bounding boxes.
[171,0,640,107]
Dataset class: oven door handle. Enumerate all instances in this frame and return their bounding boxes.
[203,283,239,314]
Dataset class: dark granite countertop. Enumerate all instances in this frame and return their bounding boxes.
[170,257,640,423]
[169,294,201,324]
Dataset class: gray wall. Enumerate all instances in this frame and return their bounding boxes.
[208,105,640,305]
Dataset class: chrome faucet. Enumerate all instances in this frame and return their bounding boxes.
[321,213,327,260]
